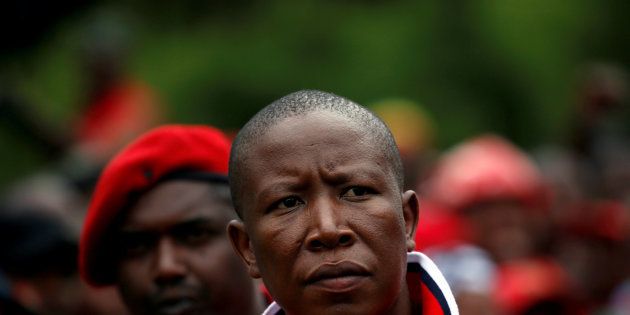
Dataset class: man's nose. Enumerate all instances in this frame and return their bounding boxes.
[305,199,356,251]
[154,238,186,285]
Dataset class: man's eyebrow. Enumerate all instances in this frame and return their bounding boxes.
[119,217,216,234]
[257,181,308,199]
[324,166,389,184]
[171,217,217,230]
[117,229,153,238]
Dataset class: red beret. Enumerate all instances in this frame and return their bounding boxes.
[79,124,231,286]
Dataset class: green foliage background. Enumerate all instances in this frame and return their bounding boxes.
[1,0,629,188]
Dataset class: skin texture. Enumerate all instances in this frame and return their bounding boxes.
[115,180,262,315]
[229,111,419,315]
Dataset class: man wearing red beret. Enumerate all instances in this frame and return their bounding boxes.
[79,125,264,315]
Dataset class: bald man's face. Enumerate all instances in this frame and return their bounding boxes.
[229,111,419,315]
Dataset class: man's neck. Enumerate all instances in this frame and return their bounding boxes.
[385,280,414,315]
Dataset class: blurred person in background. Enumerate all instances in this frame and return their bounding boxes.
[570,63,630,205]
[0,11,163,198]
[571,66,630,313]
[0,270,34,315]
[370,99,437,191]
[554,200,630,314]
[534,62,630,313]
[79,125,265,315]
[424,134,551,264]
[415,202,498,315]
[66,12,163,191]
[0,209,76,315]
[536,63,630,222]
[2,172,88,235]
[424,243,498,315]
[419,134,574,314]
[0,203,128,315]
[493,258,581,315]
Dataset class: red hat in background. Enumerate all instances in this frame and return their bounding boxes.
[425,134,548,211]
[79,124,231,286]
[494,259,572,314]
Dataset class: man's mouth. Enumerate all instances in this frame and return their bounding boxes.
[305,261,371,292]
[155,297,196,315]
[152,289,199,315]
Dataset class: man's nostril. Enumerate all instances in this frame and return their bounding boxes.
[309,239,324,249]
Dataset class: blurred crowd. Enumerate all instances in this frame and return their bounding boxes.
[0,31,161,314]
[1,31,629,315]
[374,64,630,315]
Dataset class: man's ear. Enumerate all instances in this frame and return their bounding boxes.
[227,220,261,278]
[402,190,420,252]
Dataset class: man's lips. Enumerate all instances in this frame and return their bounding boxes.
[151,289,199,315]
[305,261,371,292]
[155,297,196,315]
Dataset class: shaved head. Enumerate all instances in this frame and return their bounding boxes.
[229,90,403,219]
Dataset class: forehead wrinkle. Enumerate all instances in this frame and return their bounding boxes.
[256,179,309,200]
[327,164,388,181]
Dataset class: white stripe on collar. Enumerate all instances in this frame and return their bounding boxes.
[408,251,459,314]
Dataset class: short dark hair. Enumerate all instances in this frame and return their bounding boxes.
[229,90,403,219]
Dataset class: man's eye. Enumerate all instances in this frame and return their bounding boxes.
[119,234,155,258]
[277,197,303,209]
[343,186,373,197]
[174,226,217,246]
[279,197,300,208]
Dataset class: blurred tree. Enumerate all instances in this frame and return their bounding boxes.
[1,0,629,189]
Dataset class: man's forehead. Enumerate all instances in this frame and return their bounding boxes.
[240,116,396,186]
[122,181,232,228]
[262,111,366,146]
